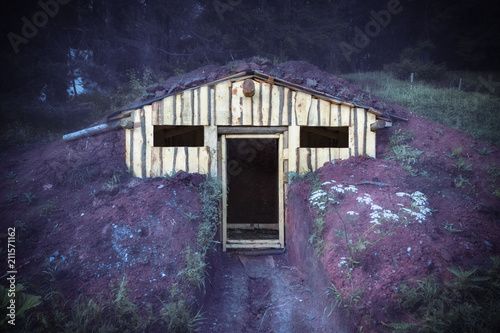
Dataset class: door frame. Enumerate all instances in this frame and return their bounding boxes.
[221,134,284,251]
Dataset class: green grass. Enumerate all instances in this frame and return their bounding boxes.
[388,258,500,332]
[340,71,500,146]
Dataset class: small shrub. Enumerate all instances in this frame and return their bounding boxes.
[22,192,36,205]
[5,193,17,202]
[179,245,207,291]
[160,283,203,332]
[447,146,462,159]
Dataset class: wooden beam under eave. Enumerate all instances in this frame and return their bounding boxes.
[370,120,392,132]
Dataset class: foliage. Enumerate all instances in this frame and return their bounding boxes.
[324,282,365,317]
[0,284,42,327]
[387,129,423,172]
[341,71,500,146]
[178,245,207,291]
[310,180,431,268]
[388,258,500,332]
[384,41,447,81]
[196,177,222,253]
[21,192,36,205]
[160,283,204,332]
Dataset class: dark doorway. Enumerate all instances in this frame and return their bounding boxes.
[226,138,279,240]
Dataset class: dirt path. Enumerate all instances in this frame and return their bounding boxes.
[201,252,344,333]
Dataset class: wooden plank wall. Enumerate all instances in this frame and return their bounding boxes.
[214,80,292,126]
[125,78,378,177]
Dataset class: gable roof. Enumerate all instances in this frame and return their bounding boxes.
[108,71,388,122]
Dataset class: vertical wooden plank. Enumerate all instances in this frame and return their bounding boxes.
[295,91,311,126]
[252,81,262,125]
[175,146,186,172]
[231,81,243,126]
[366,112,377,157]
[175,93,182,125]
[307,98,319,126]
[162,96,173,125]
[162,147,174,175]
[281,87,289,126]
[132,109,144,178]
[221,135,228,251]
[199,86,209,126]
[242,82,252,125]
[143,105,153,177]
[125,110,133,174]
[270,84,281,125]
[278,134,285,248]
[198,147,210,174]
[316,149,330,168]
[288,91,299,173]
[261,82,271,126]
[184,89,193,125]
[151,147,161,177]
[188,147,198,173]
[339,148,350,159]
[331,148,340,160]
[340,104,351,126]
[353,107,359,156]
[319,99,330,126]
[215,81,231,126]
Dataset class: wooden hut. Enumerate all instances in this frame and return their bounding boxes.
[84,71,391,251]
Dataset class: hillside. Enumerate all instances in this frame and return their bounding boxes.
[1,61,500,332]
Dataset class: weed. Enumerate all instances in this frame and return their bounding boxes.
[5,193,17,202]
[454,174,470,188]
[324,282,365,317]
[444,221,462,233]
[0,284,42,327]
[472,145,494,155]
[163,169,177,179]
[89,189,97,197]
[42,259,59,282]
[386,129,423,173]
[453,157,473,171]
[197,177,222,252]
[22,192,36,205]
[309,217,326,256]
[6,171,16,179]
[111,276,154,331]
[184,212,199,222]
[288,171,319,185]
[102,174,120,191]
[179,245,207,291]
[389,259,500,332]
[37,199,57,217]
[161,283,204,332]
[447,146,462,159]
[494,188,500,199]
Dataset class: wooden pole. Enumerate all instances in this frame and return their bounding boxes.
[410,73,414,89]
[63,117,132,141]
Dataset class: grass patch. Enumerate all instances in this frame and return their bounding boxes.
[340,71,500,146]
[387,257,500,332]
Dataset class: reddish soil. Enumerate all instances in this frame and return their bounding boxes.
[1,59,499,332]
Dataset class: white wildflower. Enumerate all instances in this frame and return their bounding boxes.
[346,211,359,216]
[396,192,408,197]
[370,204,383,211]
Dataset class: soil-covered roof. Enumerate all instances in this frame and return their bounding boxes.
[111,58,401,122]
